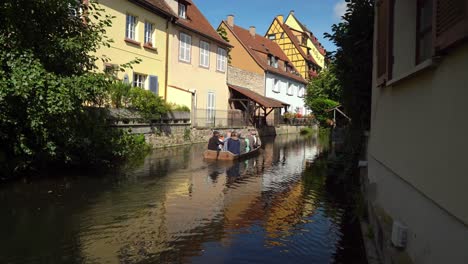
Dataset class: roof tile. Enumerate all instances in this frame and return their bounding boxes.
[176,0,229,46]
[230,24,308,84]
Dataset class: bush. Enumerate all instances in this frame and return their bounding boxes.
[128,87,168,120]
[300,127,315,135]
[168,103,191,112]
[109,82,131,108]
[308,98,339,127]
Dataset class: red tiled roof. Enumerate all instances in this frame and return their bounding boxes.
[175,0,230,47]
[228,84,289,108]
[131,0,176,17]
[228,23,307,84]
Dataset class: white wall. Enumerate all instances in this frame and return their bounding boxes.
[265,73,308,115]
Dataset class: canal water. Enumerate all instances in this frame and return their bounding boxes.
[0,134,366,264]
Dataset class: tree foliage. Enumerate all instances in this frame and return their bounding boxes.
[306,64,342,103]
[308,98,340,127]
[324,0,374,172]
[0,0,149,178]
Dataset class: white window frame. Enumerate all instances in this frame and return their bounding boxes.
[207,92,215,124]
[199,40,210,68]
[133,73,147,88]
[144,22,154,45]
[287,83,293,96]
[273,79,280,93]
[178,3,187,19]
[298,87,305,98]
[126,14,137,40]
[179,32,192,63]
[216,47,227,72]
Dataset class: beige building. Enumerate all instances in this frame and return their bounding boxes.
[163,0,231,127]
[368,0,468,263]
[94,0,175,98]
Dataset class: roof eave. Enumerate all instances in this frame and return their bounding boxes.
[129,0,176,19]
[176,21,233,48]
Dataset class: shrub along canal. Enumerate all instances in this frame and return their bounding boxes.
[0,134,366,264]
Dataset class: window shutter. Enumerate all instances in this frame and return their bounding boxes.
[149,75,158,95]
[433,0,468,53]
[376,0,392,86]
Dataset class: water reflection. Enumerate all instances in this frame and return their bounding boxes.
[0,133,363,264]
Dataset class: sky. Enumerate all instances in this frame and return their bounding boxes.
[195,0,347,52]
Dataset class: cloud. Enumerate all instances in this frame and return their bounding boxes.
[333,0,347,20]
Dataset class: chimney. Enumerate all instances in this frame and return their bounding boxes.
[227,15,234,27]
[249,26,256,37]
[277,15,284,24]
[290,10,295,16]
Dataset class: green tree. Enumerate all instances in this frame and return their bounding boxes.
[324,0,374,173]
[306,63,342,102]
[0,0,148,177]
[308,98,340,127]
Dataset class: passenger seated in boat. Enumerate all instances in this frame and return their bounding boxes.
[250,130,261,148]
[218,135,225,151]
[239,133,247,154]
[207,131,223,151]
[226,132,240,155]
[223,131,232,151]
[246,130,255,150]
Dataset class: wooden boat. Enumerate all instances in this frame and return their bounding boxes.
[203,146,261,161]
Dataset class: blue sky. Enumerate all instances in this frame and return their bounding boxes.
[195,0,347,52]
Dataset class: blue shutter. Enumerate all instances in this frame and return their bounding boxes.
[149,75,159,95]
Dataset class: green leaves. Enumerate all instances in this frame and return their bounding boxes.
[308,98,340,127]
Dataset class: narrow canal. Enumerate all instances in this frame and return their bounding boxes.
[0,134,366,264]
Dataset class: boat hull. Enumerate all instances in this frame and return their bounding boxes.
[203,146,261,161]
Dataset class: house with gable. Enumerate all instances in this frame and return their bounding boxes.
[218,15,309,126]
[265,11,326,80]
[94,0,176,98]
[163,0,232,127]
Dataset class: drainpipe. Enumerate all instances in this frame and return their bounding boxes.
[164,18,171,101]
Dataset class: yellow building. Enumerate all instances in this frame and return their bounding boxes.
[265,11,326,80]
[94,0,175,98]
[163,0,232,127]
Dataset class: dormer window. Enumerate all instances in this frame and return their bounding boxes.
[267,34,275,40]
[178,2,187,19]
[268,55,278,68]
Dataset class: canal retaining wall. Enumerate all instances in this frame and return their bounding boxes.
[258,124,318,137]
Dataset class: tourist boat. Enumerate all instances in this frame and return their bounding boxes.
[203,146,261,161]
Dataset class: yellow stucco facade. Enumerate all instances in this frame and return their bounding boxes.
[165,25,230,125]
[266,18,308,79]
[94,0,169,98]
[284,14,325,69]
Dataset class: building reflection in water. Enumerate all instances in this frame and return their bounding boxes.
[0,133,350,264]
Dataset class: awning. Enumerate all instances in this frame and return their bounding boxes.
[228,84,289,108]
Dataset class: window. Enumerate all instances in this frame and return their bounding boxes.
[217,47,227,72]
[298,87,305,98]
[268,55,278,68]
[178,2,187,19]
[267,34,275,40]
[273,79,280,93]
[144,22,154,45]
[280,32,285,39]
[287,83,293,96]
[126,14,137,40]
[199,41,210,68]
[416,0,433,64]
[133,73,146,88]
[207,92,215,125]
[179,32,191,62]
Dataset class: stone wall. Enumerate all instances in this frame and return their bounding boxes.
[146,127,256,149]
[227,66,265,95]
[258,124,318,137]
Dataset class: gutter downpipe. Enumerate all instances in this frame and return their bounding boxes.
[164,18,171,101]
